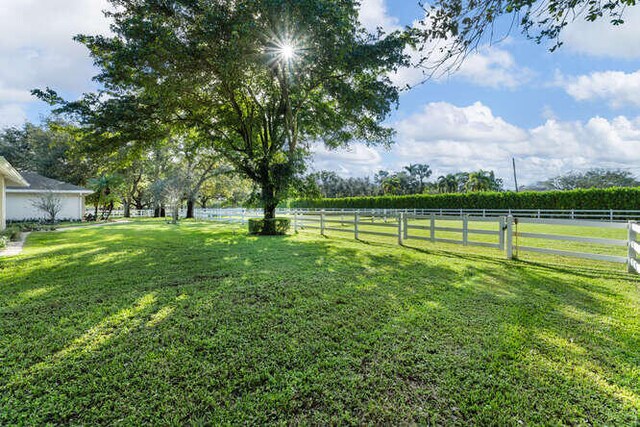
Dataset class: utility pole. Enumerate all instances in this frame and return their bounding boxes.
[512,157,519,193]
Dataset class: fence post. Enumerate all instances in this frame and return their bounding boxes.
[241,209,245,225]
[403,213,409,240]
[499,216,505,251]
[430,213,436,242]
[610,209,614,222]
[462,214,469,246]
[294,210,298,233]
[628,221,636,273]
[398,213,404,245]
[354,211,359,240]
[341,209,344,227]
[320,210,325,236]
[506,215,514,260]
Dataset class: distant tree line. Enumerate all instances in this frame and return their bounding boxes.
[525,169,640,191]
[306,167,640,200]
[305,165,504,198]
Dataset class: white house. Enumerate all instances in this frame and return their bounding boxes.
[5,171,93,222]
[0,157,29,230]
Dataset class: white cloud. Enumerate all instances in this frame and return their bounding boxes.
[559,70,640,108]
[357,1,530,90]
[451,47,533,89]
[0,0,111,128]
[390,45,532,90]
[312,102,640,186]
[563,8,640,59]
[310,142,384,177]
[358,0,401,33]
[0,104,28,127]
[396,102,527,144]
[395,103,640,185]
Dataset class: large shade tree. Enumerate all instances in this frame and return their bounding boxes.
[37,0,409,230]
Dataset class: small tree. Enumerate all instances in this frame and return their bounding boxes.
[163,176,187,224]
[31,191,62,224]
[88,174,124,220]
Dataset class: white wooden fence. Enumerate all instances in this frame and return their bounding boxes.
[191,208,639,273]
[628,223,640,274]
[86,206,640,273]
[283,208,640,222]
[94,207,640,222]
[88,209,155,218]
[509,217,629,264]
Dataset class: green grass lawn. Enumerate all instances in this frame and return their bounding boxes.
[1,220,639,424]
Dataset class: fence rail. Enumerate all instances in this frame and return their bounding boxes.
[511,217,630,264]
[282,208,640,222]
[85,207,640,274]
[90,207,640,222]
[184,208,639,274]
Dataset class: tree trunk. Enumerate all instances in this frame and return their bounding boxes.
[264,203,276,220]
[171,205,179,224]
[104,202,114,220]
[261,181,277,219]
[123,201,131,218]
[259,180,280,234]
[186,198,195,219]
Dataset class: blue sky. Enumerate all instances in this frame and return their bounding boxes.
[2,0,640,187]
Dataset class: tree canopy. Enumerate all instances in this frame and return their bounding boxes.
[36,0,410,225]
[527,168,640,191]
[414,0,636,73]
[0,121,94,186]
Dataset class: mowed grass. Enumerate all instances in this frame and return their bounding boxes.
[1,220,639,425]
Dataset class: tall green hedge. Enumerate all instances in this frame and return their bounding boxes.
[285,187,640,210]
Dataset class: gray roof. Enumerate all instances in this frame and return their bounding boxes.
[6,171,92,193]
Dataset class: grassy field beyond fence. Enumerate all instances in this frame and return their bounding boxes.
[1,220,639,424]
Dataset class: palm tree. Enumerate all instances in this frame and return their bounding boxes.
[382,176,402,195]
[404,163,432,194]
[436,174,459,193]
[88,174,123,220]
[464,170,503,192]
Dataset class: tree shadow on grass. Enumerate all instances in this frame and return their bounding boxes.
[0,222,638,425]
[401,239,637,282]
